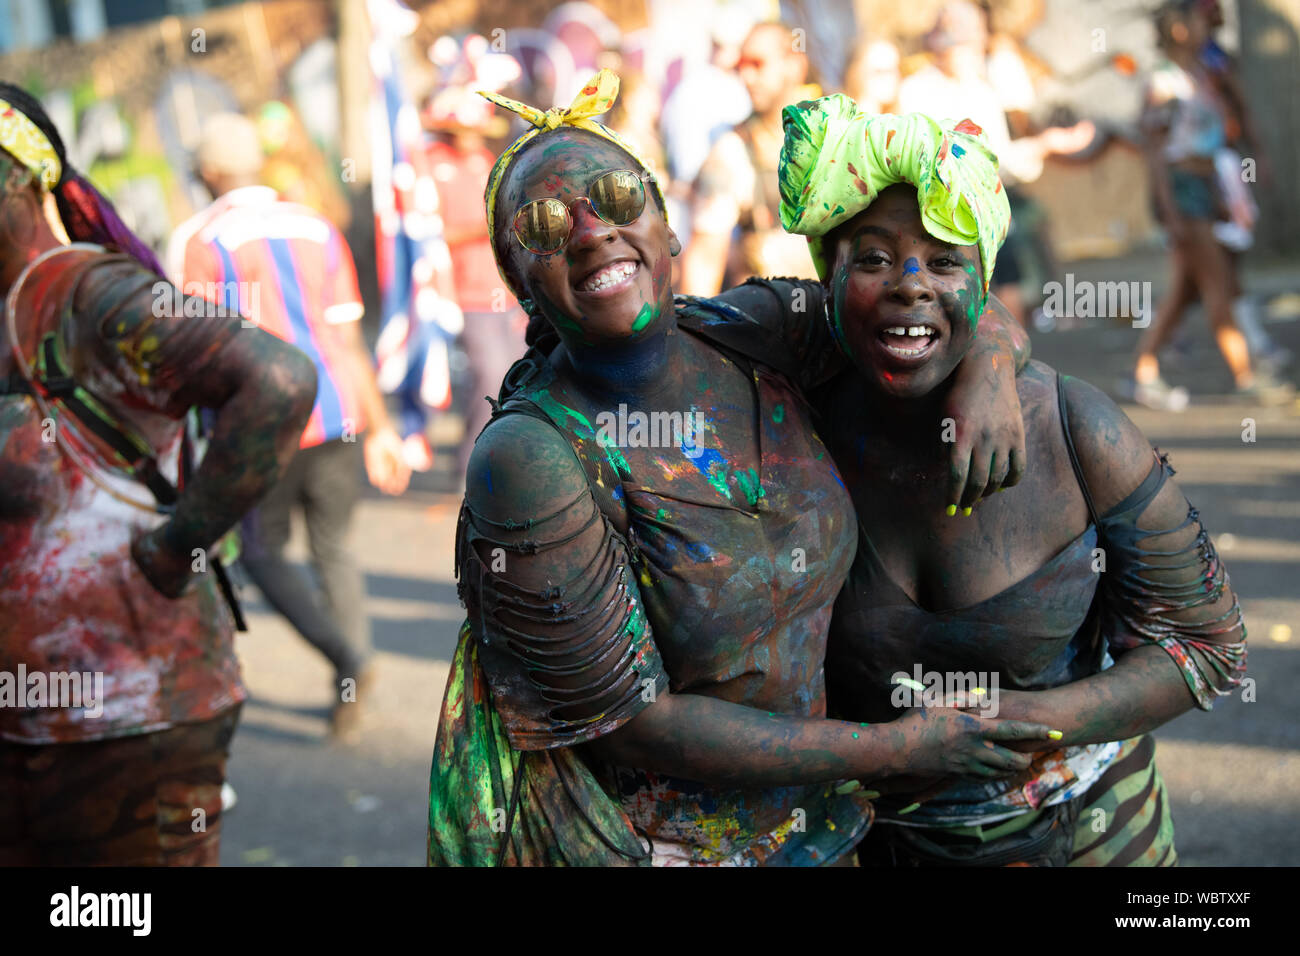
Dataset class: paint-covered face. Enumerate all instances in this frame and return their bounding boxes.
[496,130,679,345]
[825,183,983,399]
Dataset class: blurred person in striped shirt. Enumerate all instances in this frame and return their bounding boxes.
[168,113,409,742]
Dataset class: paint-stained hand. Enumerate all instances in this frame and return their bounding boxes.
[944,296,1028,512]
[131,525,194,598]
[892,708,1056,779]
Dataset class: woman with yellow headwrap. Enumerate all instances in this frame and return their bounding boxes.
[428,71,1059,866]
[775,95,1245,866]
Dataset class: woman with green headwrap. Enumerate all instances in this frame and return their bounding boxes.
[428,72,1059,866]
[776,97,1247,865]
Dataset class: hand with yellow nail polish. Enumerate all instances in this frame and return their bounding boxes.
[889,708,1059,779]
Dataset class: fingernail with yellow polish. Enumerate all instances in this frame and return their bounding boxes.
[1048,730,1064,741]
[962,506,973,516]
[946,504,957,516]
[898,802,921,815]
[862,790,881,799]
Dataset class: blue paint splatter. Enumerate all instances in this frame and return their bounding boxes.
[685,540,714,562]
[951,144,966,157]
[903,257,921,275]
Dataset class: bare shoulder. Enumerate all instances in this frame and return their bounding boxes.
[466,411,591,527]
[1057,371,1157,514]
[1015,359,1057,404]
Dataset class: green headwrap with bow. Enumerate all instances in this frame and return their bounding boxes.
[779,95,1010,313]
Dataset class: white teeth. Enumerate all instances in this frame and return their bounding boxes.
[884,342,928,356]
[580,261,636,292]
[885,326,908,335]
[883,325,935,337]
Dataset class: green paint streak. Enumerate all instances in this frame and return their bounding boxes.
[735,468,765,507]
[705,463,732,501]
[530,389,631,477]
[655,508,667,520]
[773,403,785,425]
[631,303,655,332]
[625,601,647,640]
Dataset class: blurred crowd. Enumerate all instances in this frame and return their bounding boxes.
[156,0,1292,742]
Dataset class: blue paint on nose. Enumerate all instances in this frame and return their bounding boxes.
[903,257,921,275]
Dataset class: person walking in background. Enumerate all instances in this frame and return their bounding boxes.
[169,113,410,744]
[0,84,317,864]
[421,34,527,485]
[1195,0,1289,374]
[1132,1,1291,410]
[680,20,820,295]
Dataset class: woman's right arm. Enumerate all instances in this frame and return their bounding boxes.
[464,413,1054,785]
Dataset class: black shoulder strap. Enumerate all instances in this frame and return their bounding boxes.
[1057,371,1102,529]
[36,334,180,508]
[6,336,247,631]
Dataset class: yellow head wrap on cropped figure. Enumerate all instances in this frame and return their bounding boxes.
[778,95,1010,310]
[0,98,62,190]
[479,70,667,299]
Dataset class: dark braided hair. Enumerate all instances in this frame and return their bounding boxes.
[0,81,164,275]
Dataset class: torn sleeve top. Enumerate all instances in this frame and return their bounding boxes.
[823,371,1245,826]
[456,297,871,864]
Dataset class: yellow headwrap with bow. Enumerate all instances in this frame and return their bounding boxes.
[479,70,666,296]
[0,98,62,190]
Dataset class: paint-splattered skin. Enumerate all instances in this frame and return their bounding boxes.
[454,129,1057,863]
[814,196,1245,775]
[0,248,317,742]
[465,337,1053,858]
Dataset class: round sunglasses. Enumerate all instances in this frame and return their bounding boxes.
[511,169,652,256]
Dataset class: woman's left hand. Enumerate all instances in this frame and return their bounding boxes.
[943,356,1026,513]
[943,295,1029,513]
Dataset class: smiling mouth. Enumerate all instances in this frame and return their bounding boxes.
[574,259,639,295]
[879,323,939,359]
